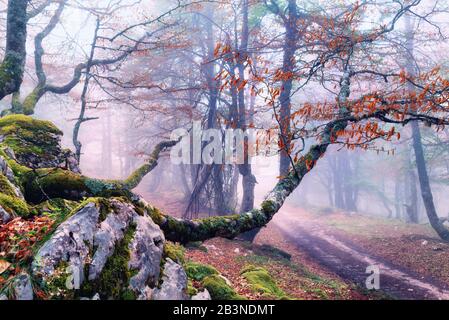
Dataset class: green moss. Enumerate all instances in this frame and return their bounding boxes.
[261,200,276,214]
[123,163,152,189]
[22,169,86,203]
[22,86,43,116]
[0,54,24,101]
[187,280,198,296]
[163,242,185,264]
[185,261,218,281]
[0,115,62,160]
[80,223,137,300]
[146,206,166,225]
[0,173,16,197]
[0,148,31,181]
[21,169,131,204]
[0,193,31,217]
[0,114,61,136]
[202,275,245,300]
[94,197,115,222]
[131,200,146,216]
[36,198,79,217]
[84,178,112,195]
[240,265,287,299]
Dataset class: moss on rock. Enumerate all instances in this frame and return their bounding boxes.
[81,223,137,300]
[0,173,16,197]
[187,280,198,296]
[0,148,31,182]
[240,265,287,299]
[0,193,31,217]
[0,115,63,166]
[202,275,244,300]
[185,261,218,281]
[163,242,185,265]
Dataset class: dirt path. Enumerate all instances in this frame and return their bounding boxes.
[272,205,449,300]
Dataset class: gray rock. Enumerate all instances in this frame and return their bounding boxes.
[191,289,211,300]
[0,205,11,224]
[3,147,15,161]
[137,286,153,300]
[31,198,173,300]
[13,273,33,300]
[0,155,24,199]
[153,259,188,300]
[88,200,134,280]
[128,213,165,295]
[0,294,7,300]
[32,202,100,280]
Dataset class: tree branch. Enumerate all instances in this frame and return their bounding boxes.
[19,139,179,203]
[0,0,28,101]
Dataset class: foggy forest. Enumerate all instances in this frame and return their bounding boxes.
[1,0,449,303]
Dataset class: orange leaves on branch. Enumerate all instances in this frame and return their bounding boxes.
[213,42,231,58]
[273,69,295,82]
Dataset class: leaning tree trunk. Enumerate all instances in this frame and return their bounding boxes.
[411,121,449,240]
[0,64,352,299]
[403,11,448,236]
[0,56,354,300]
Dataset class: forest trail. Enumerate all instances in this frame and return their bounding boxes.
[271,205,449,300]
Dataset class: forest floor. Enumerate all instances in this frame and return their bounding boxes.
[140,189,449,300]
[282,205,449,299]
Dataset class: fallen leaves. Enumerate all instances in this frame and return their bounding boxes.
[0,259,10,274]
[0,216,54,262]
[185,235,365,300]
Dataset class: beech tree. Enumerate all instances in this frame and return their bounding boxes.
[1,0,448,235]
[1,0,449,300]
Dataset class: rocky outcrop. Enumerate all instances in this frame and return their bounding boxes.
[0,205,11,224]
[128,214,164,294]
[88,200,135,280]
[31,198,167,300]
[153,258,188,300]
[0,154,24,199]
[0,115,80,173]
[32,202,99,280]
[0,115,268,300]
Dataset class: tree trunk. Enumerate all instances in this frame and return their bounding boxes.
[278,0,298,177]
[411,121,449,240]
[0,0,28,101]
[237,0,255,214]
